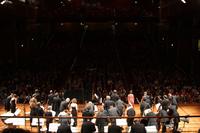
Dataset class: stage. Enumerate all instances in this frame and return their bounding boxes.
[0,104,199,133]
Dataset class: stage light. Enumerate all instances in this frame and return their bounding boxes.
[134,0,138,4]
[0,0,13,5]
[18,0,25,3]
[134,22,138,26]
[20,44,24,48]
[181,0,186,4]
[84,25,88,30]
[80,22,84,26]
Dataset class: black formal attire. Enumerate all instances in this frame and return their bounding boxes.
[37,106,44,116]
[140,101,150,116]
[108,125,123,133]
[47,93,54,106]
[10,99,16,113]
[52,96,61,116]
[169,105,180,133]
[104,99,115,112]
[82,109,94,122]
[115,99,125,116]
[96,111,108,133]
[57,123,72,133]
[30,107,38,126]
[169,96,178,108]
[59,101,68,112]
[143,95,151,106]
[108,107,119,125]
[45,111,53,133]
[161,98,170,111]
[81,121,96,133]
[146,111,158,129]
[159,109,169,133]
[71,107,77,126]
[127,106,135,126]
[5,95,12,111]
[130,122,146,133]
[111,93,120,103]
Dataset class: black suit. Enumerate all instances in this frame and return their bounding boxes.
[81,121,96,133]
[82,109,94,122]
[146,112,158,129]
[57,124,72,133]
[130,122,146,133]
[45,111,53,133]
[140,101,150,116]
[127,107,135,126]
[52,96,61,116]
[108,125,123,133]
[96,111,108,133]
[59,101,67,112]
[104,99,114,111]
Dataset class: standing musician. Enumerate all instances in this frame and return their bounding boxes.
[127,90,135,108]
[10,94,18,113]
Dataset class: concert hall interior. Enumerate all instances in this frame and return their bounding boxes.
[0,0,200,133]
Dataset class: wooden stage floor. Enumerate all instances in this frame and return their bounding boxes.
[0,104,200,133]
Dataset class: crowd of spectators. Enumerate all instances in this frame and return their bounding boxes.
[0,64,200,105]
[0,32,200,104]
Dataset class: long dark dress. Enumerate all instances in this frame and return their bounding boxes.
[10,99,16,113]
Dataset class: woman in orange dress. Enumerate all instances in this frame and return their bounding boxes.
[128,90,135,108]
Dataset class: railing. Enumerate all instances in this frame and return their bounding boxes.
[0,115,199,133]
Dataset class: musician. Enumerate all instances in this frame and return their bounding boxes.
[36,102,44,117]
[52,92,61,116]
[81,119,96,133]
[126,104,135,127]
[145,109,158,129]
[168,93,178,109]
[161,95,170,111]
[92,93,99,105]
[140,98,150,116]
[10,94,17,113]
[158,108,169,133]
[45,106,53,133]
[58,108,71,126]
[111,90,120,103]
[5,93,13,112]
[141,91,151,107]
[115,98,126,116]
[104,96,115,113]
[70,98,78,127]
[32,89,40,102]
[82,103,95,122]
[57,121,72,133]
[108,104,120,125]
[127,90,135,108]
[168,105,180,133]
[60,98,70,112]
[108,121,123,133]
[47,90,54,106]
[130,120,146,133]
[29,94,37,125]
[96,106,109,133]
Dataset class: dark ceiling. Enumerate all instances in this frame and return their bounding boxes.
[0,0,200,32]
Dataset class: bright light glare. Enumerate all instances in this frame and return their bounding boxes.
[181,0,186,4]
[0,0,13,5]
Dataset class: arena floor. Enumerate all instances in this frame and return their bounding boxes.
[0,104,199,133]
